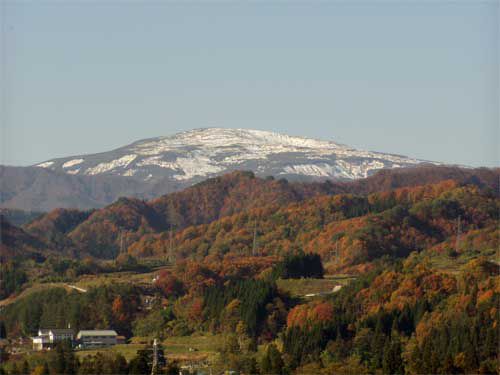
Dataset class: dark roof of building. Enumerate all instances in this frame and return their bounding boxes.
[39,328,73,334]
[50,329,74,335]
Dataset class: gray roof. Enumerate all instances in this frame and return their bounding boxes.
[77,330,117,337]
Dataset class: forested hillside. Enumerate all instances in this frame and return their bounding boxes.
[14,166,500,261]
[1,167,498,374]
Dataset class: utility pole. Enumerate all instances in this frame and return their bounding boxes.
[120,230,124,254]
[168,225,175,264]
[252,219,258,256]
[151,338,158,375]
[331,242,339,264]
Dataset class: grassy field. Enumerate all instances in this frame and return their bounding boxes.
[75,263,173,289]
[162,334,224,353]
[0,261,174,307]
[0,282,71,307]
[426,248,498,274]
[276,274,356,298]
[74,334,224,364]
[75,343,147,362]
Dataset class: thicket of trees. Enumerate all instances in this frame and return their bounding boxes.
[203,279,279,336]
[1,284,141,338]
[281,258,499,374]
[272,251,324,279]
[0,261,27,299]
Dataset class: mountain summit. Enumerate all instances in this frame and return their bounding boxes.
[35,128,433,182]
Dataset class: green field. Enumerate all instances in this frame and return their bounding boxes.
[162,334,224,353]
[276,275,355,298]
[75,343,147,362]
[425,248,498,274]
[74,334,225,364]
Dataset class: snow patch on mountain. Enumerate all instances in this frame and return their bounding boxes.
[62,159,84,168]
[172,155,225,180]
[85,154,137,175]
[37,161,54,168]
[34,128,436,182]
[282,164,336,177]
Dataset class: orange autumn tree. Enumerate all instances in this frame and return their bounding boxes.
[287,301,334,329]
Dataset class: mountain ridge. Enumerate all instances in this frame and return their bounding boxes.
[16,166,499,260]
[33,128,435,182]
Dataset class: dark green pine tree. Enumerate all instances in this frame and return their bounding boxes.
[114,353,128,374]
[463,338,479,373]
[484,326,497,358]
[467,283,479,315]
[397,304,414,336]
[429,348,441,374]
[64,347,78,375]
[382,336,404,375]
[129,349,151,375]
[441,354,458,374]
[165,361,181,375]
[0,321,6,339]
[42,361,50,375]
[260,351,271,374]
[55,345,66,375]
[21,361,29,375]
[369,319,386,371]
[409,339,423,372]
[9,362,20,375]
[260,344,285,375]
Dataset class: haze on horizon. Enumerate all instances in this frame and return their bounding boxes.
[1,2,498,168]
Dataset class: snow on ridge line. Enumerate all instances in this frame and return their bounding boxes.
[132,128,345,156]
[282,164,336,177]
[172,155,225,180]
[33,128,434,181]
[62,159,84,168]
[135,153,226,180]
[85,154,137,175]
[282,159,392,179]
[36,161,54,168]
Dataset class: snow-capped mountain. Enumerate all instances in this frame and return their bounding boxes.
[35,128,435,182]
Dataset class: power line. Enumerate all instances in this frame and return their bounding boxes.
[120,230,125,255]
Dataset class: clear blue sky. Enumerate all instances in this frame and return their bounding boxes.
[1,1,498,167]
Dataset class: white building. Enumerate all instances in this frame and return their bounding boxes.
[32,328,74,350]
[76,330,118,349]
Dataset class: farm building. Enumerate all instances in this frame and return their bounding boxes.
[32,328,74,350]
[76,330,118,348]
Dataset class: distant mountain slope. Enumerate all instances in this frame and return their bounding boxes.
[34,128,433,182]
[1,157,497,213]
[127,180,499,272]
[18,167,499,259]
[24,208,93,251]
[0,208,43,226]
[345,165,500,195]
[0,215,47,261]
[0,165,182,211]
